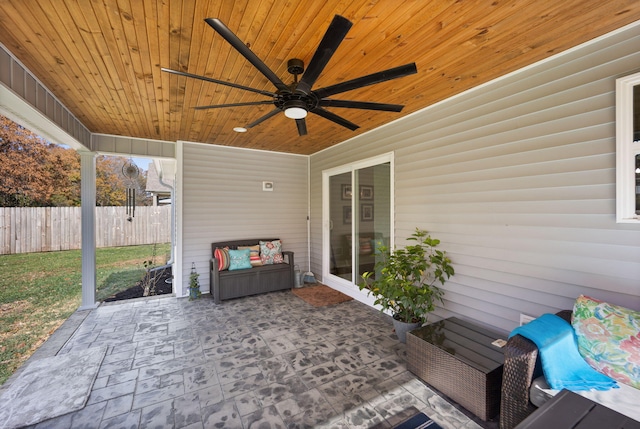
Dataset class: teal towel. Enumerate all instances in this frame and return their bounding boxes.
[509,313,618,391]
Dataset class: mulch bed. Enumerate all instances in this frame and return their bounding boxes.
[103,265,173,302]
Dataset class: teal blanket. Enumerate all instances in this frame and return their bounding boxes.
[509,313,618,391]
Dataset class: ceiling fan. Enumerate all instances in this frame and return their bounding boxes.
[162,15,418,136]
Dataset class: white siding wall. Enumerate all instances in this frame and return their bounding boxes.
[310,22,640,333]
[180,142,308,296]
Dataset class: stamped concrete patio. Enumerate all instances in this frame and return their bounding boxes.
[2,290,490,428]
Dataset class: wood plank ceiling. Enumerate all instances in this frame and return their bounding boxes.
[0,1,639,155]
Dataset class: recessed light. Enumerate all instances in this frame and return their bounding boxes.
[233,127,247,133]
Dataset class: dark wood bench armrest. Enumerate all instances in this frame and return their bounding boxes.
[500,310,572,429]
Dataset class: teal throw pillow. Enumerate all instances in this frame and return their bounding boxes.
[228,248,252,271]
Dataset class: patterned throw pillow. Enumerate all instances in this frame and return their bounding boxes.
[238,245,262,267]
[259,240,283,264]
[228,249,252,271]
[572,294,640,389]
[214,247,230,271]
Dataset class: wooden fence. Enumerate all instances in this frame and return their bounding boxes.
[0,206,171,255]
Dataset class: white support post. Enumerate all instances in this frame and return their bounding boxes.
[79,151,98,310]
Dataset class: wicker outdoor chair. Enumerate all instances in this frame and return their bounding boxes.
[499,310,572,429]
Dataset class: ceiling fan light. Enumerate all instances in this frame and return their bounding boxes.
[233,126,247,133]
[283,99,308,119]
[284,107,307,119]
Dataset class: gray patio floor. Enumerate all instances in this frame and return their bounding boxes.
[4,290,492,428]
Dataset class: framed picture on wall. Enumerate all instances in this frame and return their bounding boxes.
[361,204,374,221]
[342,184,352,200]
[343,206,352,224]
[360,186,373,200]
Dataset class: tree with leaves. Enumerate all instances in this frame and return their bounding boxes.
[95,156,151,206]
[0,116,78,206]
[0,115,151,207]
[48,145,81,206]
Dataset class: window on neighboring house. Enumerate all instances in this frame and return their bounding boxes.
[615,72,640,223]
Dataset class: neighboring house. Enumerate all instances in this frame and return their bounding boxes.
[145,163,172,206]
[0,19,639,334]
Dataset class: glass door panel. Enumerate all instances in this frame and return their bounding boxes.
[329,172,352,281]
[325,158,391,286]
[355,163,390,282]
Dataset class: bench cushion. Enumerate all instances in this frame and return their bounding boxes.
[572,295,640,389]
[530,375,640,422]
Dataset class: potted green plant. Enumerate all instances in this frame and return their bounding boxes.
[358,228,454,342]
[189,263,201,300]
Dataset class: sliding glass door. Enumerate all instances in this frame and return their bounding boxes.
[328,171,354,281]
[324,154,392,287]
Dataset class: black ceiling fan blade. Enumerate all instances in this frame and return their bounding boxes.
[296,15,353,95]
[194,100,274,110]
[319,99,405,112]
[161,68,276,97]
[246,108,281,129]
[310,107,359,131]
[205,18,290,93]
[313,63,418,99]
[295,118,308,136]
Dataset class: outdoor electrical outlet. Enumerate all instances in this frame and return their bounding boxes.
[520,314,536,326]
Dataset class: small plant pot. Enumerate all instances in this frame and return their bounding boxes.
[189,287,200,300]
[393,317,421,343]
[189,263,201,300]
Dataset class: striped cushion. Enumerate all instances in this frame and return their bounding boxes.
[214,247,230,271]
[239,245,262,266]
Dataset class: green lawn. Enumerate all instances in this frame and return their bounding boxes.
[0,243,170,385]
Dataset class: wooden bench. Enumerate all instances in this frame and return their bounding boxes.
[210,238,294,304]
